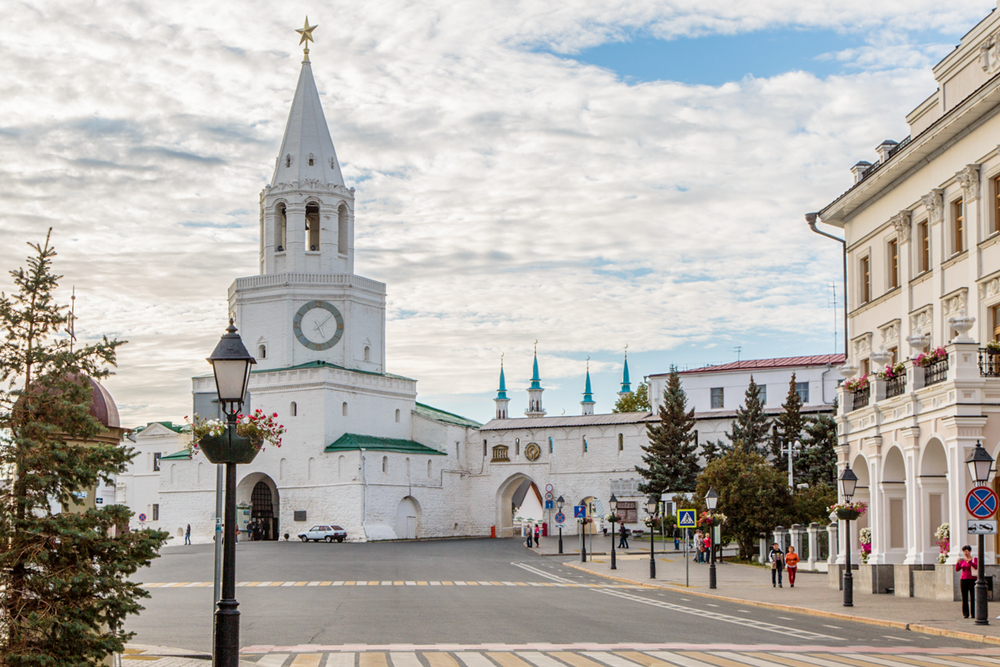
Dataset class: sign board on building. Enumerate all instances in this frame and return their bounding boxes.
[677,509,696,528]
[617,500,638,524]
[968,519,998,535]
[966,487,998,519]
[573,505,586,518]
[611,478,642,497]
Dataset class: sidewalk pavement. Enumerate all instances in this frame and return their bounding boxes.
[121,644,257,666]
[527,536,1000,645]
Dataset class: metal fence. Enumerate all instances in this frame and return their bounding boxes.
[850,385,870,411]
[979,348,1000,377]
[924,356,949,386]
[886,373,906,398]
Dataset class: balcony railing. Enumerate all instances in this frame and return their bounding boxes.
[923,356,949,386]
[850,385,870,411]
[886,373,906,398]
[979,348,1000,377]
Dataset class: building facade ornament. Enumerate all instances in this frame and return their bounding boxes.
[942,289,969,318]
[852,332,873,359]
[980,32,1000,74]
[979,276,1000,300]
[910,304,933,336]
[890,210,911,243]
[920,189,944,224]
[956,164,981,201]
[878,319,900,347]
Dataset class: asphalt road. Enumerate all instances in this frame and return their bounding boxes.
[125,538,982,653]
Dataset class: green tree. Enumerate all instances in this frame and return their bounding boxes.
[613,381,651,413]
[797,413,839,488]
[769,374,805,469]
[791,484,838,525]
[0,232,168,666]
[700,438,730,463]
[726,376,770,456]
[696,448,794,559]
[636,367,699,495]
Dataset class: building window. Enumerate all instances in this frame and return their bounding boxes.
[710,387,724,409]
[918,221,930,273]
[582,436,588,454]
[276,203,287,252]
[515,438,520,457]
[395,408,400,423]
[258,344,267,359]
[153,453,162,472]
[483,439,487,457]
[427,460,432,477]
[382,456,388,473]
[548,436,553,453]
[887,238,899,289]
[364,345,371,362]
[953,199,964,254]
[861,358,870,377]
[994,175,1000,235]
[306,203,320,251]
[342,402,348,416]
[338,205,349,255]
[618,433,624,452]
[758,384,767,406]
[859,255,871,304]
[290,402,297,416]
[795,382,809,404]
[152,504,159,521]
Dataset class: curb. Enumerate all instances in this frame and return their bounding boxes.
[563,563,1000,646]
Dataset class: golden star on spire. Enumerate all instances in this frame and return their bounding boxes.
[296,17,318,61]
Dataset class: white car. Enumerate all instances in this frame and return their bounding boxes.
[298,525,347,542]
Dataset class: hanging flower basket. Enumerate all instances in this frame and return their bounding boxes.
[197,431,262,465]
[829,501,866,522]
[836,508,861,521]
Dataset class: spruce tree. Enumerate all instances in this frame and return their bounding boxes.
[797,414,838,488]
[0,232,168,665]
[769,374,805,469]
[636,367,699,494]
[700,438,730,463]
[726,376,770,456]
[612,382,651,413]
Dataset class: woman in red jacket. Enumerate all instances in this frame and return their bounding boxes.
[955,545,978,618]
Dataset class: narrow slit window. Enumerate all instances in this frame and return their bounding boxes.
[306,203,320,251]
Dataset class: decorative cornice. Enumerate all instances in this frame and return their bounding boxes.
[920,189,944,223]
[891,210,911,243]
[956,164,981,201]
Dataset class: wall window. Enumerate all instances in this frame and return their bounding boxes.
[258,344,267,359]
[152,504,159,521]
[953,199,964,254]
[618,433,624,452]
[395,408,400,423]
[515,438,520,456]
[859,255,871,304]
[887,347,898,366]
[427,460,432,477]
[918,221,930,273]
[860,359,870,377]
[276,203,287,251]
[483,439,487,457]
[290,401,297,416]
[364,345,371,362]
[758,384,767,406]
[795,382,809,404]
[153,452,162,472]
[993,175,1000,235]
[887,238,899,289]
[548,436,553,453]
[710,387,724,409]
[338,205,349,255]
[342,401,348,416]
[382,456,388,473]
[305,203,320,251]
[582,436,588,454]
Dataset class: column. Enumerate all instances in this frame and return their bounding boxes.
[827,522,839,566]
[807,523,819,571]
[902,431,921,565]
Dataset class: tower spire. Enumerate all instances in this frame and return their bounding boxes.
[525,341,546,417]
[494,354,510,419]
[619,345,632,396]
[581,357,595,416]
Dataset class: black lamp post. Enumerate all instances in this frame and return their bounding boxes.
[556,496,565,555]
[609,494,618,570]
[207,320,256,667]
[839,465,859,608]
[706,488,719,589]
[966,441,994,626]
[646,495,658,579]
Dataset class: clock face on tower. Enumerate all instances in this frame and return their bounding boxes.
[292,300,345,351]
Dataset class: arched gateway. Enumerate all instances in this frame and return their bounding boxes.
[238,473,280,541]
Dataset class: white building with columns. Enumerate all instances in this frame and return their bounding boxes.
[814,3,1000,579]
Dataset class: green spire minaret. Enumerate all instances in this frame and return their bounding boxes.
[494,355,510,419]
[619,347,632,396]
[526,341,546,417]
[581,359,595,415]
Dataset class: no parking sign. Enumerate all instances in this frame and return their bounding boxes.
[966,487,998,519]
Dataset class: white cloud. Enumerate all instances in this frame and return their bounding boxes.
[0,0,989,424]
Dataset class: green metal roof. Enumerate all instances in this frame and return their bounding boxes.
[414,403,482,428]
[324,433,447,455]
[132,421,187,434]
[160,449,192,461]
[194,360,415,382]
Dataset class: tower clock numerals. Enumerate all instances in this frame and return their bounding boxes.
[292,300,344,350]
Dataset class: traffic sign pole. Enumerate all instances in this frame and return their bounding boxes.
[966,486,996,626]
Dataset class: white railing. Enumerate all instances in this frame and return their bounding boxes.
[233,272,386,294]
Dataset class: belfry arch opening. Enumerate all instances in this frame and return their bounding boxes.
[306,202,320,251]
[275,203,287,252]
[338,205,349,255]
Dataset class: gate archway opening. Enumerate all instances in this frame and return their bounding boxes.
[238,472,279,541]
[496,473,538,538]
[395,496,421,539]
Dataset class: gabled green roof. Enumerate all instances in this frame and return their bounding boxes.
[160,449,192,461]
[414,403,481,429]
[324,433,447,455]
[132,421,187,435]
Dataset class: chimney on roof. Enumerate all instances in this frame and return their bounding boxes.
[875,140,898,164]
[851,161,872,184]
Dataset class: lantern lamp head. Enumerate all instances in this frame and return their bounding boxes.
[706,488,719,511]
[556,495,565,511]
[207,319,256,406]
[646,495,658,515]
[966,441,994,486]
[609,494,618,513]
[839,465,859,501]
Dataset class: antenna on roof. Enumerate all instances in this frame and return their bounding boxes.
[69,286,77,353]
[732,346,742,365]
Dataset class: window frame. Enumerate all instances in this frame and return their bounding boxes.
[795,381,809,404]
[952,198,964,255]
[917,220,930,273]
[859,254,871,304]
[710,387,724,409]
[887,237,899,289]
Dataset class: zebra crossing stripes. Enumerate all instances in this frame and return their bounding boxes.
[141,580,643,589]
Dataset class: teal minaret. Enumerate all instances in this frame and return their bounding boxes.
[494,355,510,420]
[619,347,632,397]
[526,342,546,417]
[581,359,595,416]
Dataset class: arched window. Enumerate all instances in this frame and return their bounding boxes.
[257,344,267,359]
[197,462,203,485]
[582,436,588,454]
[483,439,487,457]
[338,455,345,479]
[305,202,320,251]
[395,409,400,423]
[280,458,287,480]
[285,154,291,168]
[308,457,316,480]
[276,204,287,252]
[364,346,371,361]
[515,438,520,456]
[406,457,411,476]
[618,434,624,452]
[382,456,388,473]
[308,153,315,166]
[338,205,349,255]
[290,401,297,416]
[427,460,432,477]
[342,402,348,416]
[549,437,553,453]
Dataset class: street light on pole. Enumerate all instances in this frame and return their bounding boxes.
[556,495,565,555]
[646,495,658,579]
[706,488,719,589]
[965,441,994,626]
[609,494,618,570]
[839,465,859,608]
[207,320,256,667]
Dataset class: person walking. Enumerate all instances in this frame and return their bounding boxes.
[534,524,541,548]
[184,524,191,545]
[703,532,712,565]
[784,545,799,587]
[526,524,533,548]
[956,545,978,618]
[673,525,681,550]
[618,522,629,549]
[768,542,784,587]
[694,529,705,563]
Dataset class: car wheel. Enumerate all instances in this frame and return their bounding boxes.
[325,536,333,542]
[337,537,344,543]
[300,536,307,542]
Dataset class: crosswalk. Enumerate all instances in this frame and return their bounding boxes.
[221,648,1000,667]
[141,581,646,589]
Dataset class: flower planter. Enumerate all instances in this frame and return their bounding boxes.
[198,430,261,465]
[836,509,861,521]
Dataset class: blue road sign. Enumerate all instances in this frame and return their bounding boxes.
[555,512,566,524]
[544,500,554,509]
[966,487,998,519]
[677,509,697,528]
[573,505,586,518]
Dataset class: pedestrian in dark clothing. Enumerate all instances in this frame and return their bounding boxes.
[956,545,978,618]
[673,526,681,550]
[526,526,533,548]
[184,524,191,545]
[768,543,784,587]
[618,523,629,549]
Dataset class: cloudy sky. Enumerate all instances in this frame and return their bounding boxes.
[1,0,994,426]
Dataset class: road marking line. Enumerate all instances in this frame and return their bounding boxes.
[359,654,387,667]
[294,582,308,587]
[822,625,841,630]
[515,652,565,667]
[615,650,677,667]
[425,652,460,667]
[393,581,404,585]
[282,582,297,587]
[291,654,322,667]
[326,653,355,667]
[455,582,466,586]
[430,582,441,586]
[405,581,417,585]
[257,654,290,667]
[775,653,857,667]
[806,654,885,667]
[740,653,816,667]
[487,652,533,667]
[455,653,497,667]
[795,655,894,667]
[443,581,454,585]
[715,653,803,667]
[880,636,911,642]
[308,582,321,586]
[547,652,606,667]
[679,652,747,667]
[269,582,284,587]
[390,652,423,667]
[914,657,1000,667]
[321,581,333,586]
[582,652,645,667]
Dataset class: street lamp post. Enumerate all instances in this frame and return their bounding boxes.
[966,441,994,626]
[556,496,565,555]
[609,494,618,570]
[207,320,256,667]
[706,488,719,589]
[839,465,859,608]
[646,495,658,579]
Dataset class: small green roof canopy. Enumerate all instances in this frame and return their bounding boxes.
[324,433,447,455]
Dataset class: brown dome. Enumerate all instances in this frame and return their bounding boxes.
[86,376,120,430]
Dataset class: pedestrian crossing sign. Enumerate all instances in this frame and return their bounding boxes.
[677,509,697,528]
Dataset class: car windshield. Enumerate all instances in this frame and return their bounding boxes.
[319,526,331,531]
[309,526,321,531]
